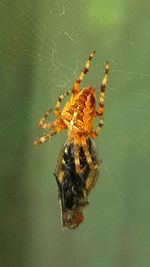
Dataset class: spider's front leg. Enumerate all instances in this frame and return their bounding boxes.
[81,138,98,170]
[74,138,81,174]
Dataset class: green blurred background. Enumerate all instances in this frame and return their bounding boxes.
[0,0,150,266]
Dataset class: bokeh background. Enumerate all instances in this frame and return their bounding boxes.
[0,1,150,266]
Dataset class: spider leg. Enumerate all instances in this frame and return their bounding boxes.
[74,138,81,174]
[81,138,97,170]
[54,89,72,116]
[36,88,72,129]
[94,60,109,136]
[34,119,66,145]
[73,51,95,93]
[37,109,54,129]
[34,130,57,145]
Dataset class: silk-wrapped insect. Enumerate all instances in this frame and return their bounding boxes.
[54,138,99,230]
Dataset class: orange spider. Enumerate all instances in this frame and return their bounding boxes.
[34,51,109,174]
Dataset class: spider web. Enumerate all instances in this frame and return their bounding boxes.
[0,1,150,267]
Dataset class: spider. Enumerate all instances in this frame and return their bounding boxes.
[34,51,109,174]
[55,137,99,229]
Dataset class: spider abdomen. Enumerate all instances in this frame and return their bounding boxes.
[61,87,96,132]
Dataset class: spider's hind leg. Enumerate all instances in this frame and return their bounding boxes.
[73,51,95,93]
[94,60,109,136]
[54,89,72,116]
